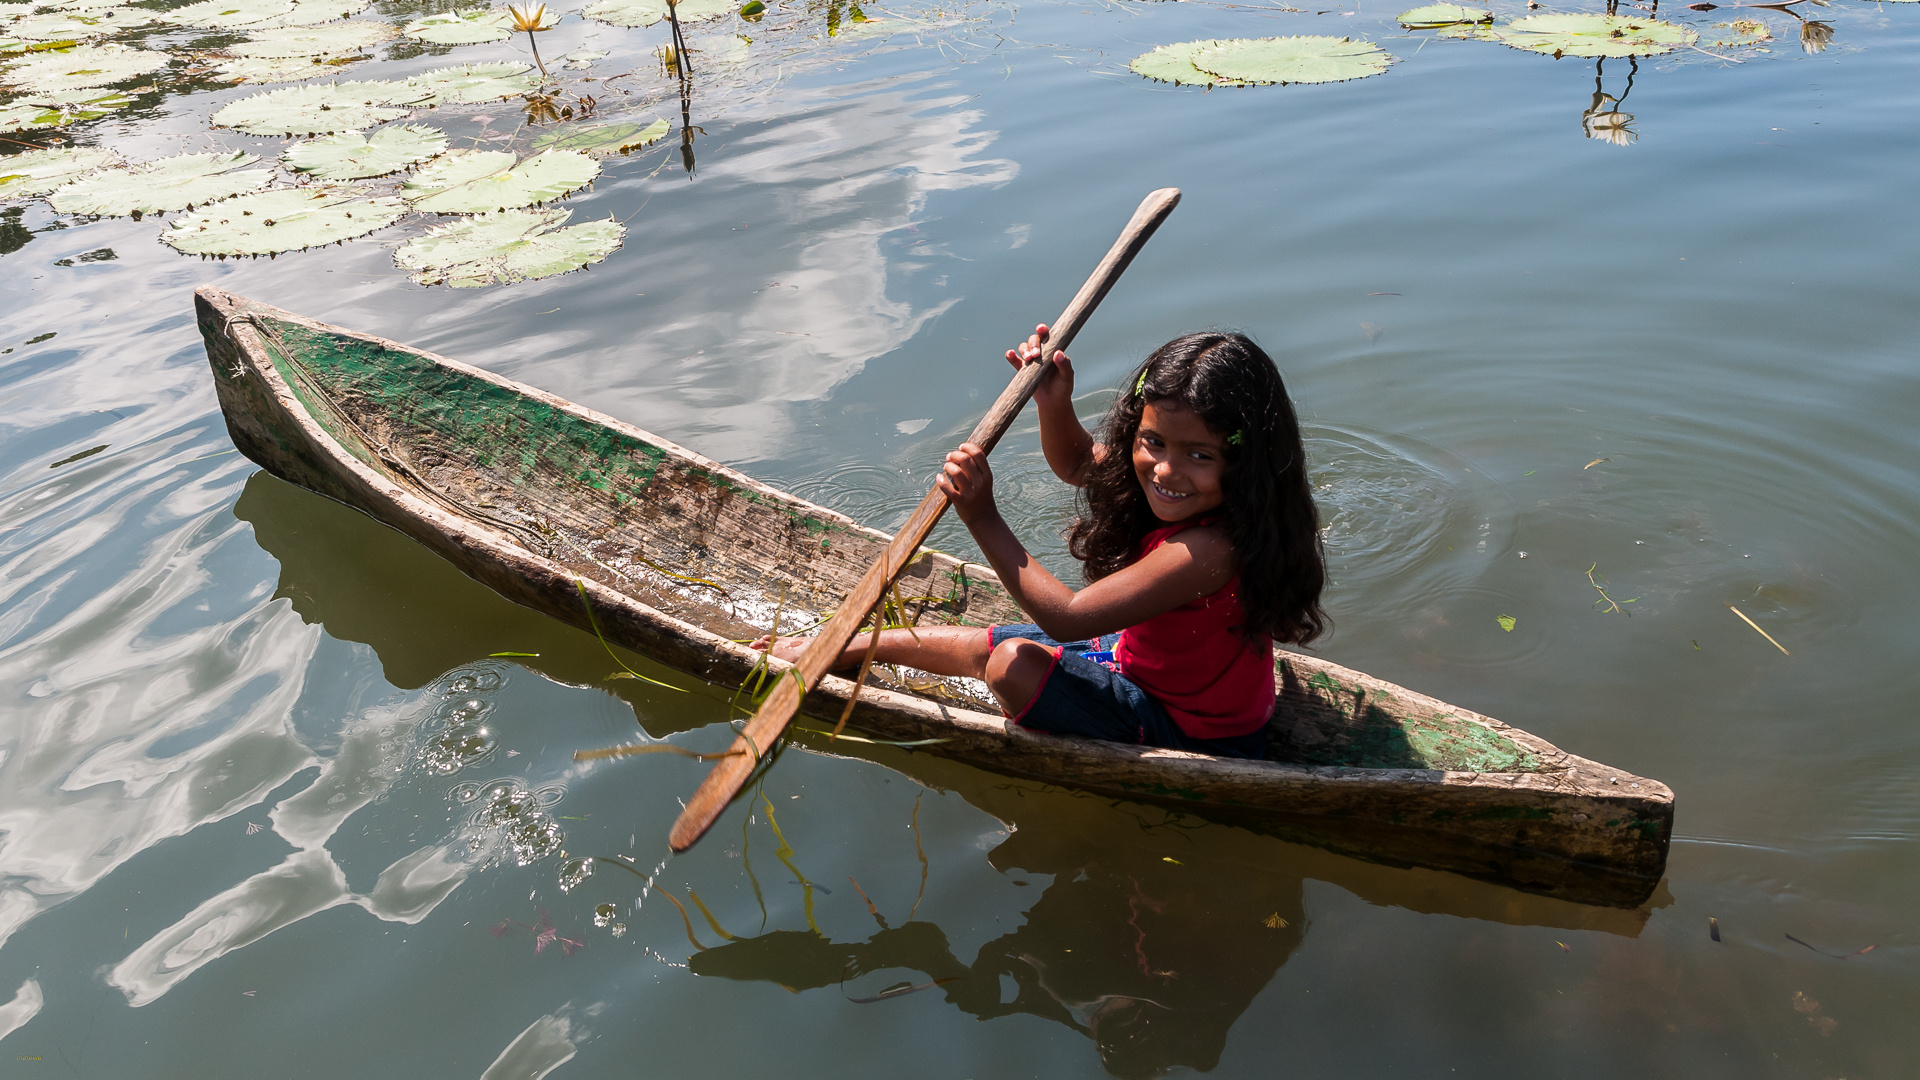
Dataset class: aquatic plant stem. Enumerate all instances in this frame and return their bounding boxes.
[666,187,1183,853]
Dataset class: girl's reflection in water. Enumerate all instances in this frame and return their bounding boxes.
[691,821,1306,1079]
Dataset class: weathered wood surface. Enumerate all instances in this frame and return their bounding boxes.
[195,285,1674,907]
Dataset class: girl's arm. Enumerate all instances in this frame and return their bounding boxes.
[1008,324,1101,487]
[939,443,1234,643]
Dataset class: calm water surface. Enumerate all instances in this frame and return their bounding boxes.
[2,0,1916,1075]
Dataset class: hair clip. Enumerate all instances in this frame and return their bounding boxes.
[1228,430,1244,446]
[1134,367,1150,397]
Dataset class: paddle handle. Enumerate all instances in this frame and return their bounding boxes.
[668,187,1182,853]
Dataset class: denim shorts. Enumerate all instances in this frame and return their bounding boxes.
[988,623,1268,760]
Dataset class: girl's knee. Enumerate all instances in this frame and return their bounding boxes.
[985,638,1055,711]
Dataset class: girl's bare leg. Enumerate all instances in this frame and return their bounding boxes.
[752,626,992,679]
[750,627,1057,717]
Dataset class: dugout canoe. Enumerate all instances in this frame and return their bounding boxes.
[196,286,1674,908]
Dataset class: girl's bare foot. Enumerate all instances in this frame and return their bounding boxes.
[748,634,813,664]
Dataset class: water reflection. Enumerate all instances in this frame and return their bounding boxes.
[1582,57,1638,147]
[691,822,1306,1078]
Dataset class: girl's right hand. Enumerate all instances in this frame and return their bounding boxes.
[1006,324,1073,409]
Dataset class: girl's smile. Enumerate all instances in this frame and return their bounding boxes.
[1133,402,1228,521]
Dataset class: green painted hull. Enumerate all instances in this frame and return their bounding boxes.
[196,286,1673,907]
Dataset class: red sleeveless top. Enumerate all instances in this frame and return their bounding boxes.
[1113,518,1275,740]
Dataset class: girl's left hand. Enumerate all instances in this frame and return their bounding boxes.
[936,442,997,523]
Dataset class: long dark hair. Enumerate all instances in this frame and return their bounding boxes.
[1067,331,1328,645]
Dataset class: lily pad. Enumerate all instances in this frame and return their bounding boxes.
[48,150,272,215]
[284,122,446,178]
[1397,4,1490,27]
[217,52,365,82]
[561,49,605,68]
[404,61,538,104]
[1493,14,1696,57]
[1189,36,1394,85]
[163,0,365,29]
[402,8,513,43]
[161,0,294,29]
[4,8,155,40]
[529,118,668,156]
[229,21,396,57]
[0,87,127,130]
[210,79,430,135]
[1129,40,1255,87]
[254,0,370,26]
[2,42,169,92]
[161,186,406,254]
[402,148,598,213]
[0,145,115,199]
[394,206,624,286]
[583,0,732,29]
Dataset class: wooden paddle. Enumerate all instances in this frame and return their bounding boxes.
[668,187,1183,852]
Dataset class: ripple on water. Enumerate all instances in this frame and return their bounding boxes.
[459,776,566,867]
[787,461,920,531]
[416,663,510,775]
[1308,424,1516,619]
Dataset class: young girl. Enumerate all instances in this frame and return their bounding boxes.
[754,326,1327,759]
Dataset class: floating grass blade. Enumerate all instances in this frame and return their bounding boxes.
[1728,603,1789,655]
[575,578,685,689]
[685,887,740,941]
[760,792,817,932]
[573,742,742,761]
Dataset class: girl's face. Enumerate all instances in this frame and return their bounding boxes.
[1132,401,1228,522]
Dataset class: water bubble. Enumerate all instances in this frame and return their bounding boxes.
[449,781,482,803]
[442,669,504,695]
[594,903,618,927]
[558,857,594,892]
[608,922,627,938]
[437,698,491,725]
[419,725,497,775]
[506,816,563,865]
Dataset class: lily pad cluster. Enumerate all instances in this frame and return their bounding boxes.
[1131,36,1395,87]
[1395,8,1699,56]
[1,0,998,287]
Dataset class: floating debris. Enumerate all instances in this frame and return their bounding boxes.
[1728,604,1788,655]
